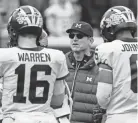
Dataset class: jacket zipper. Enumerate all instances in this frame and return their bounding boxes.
[71,62,81,100]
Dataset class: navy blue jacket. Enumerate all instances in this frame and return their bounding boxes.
[65,51,104,123]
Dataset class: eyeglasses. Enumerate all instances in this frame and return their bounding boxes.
[69,33,85,39]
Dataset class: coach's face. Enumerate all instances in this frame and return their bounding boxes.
[69,31,92,52]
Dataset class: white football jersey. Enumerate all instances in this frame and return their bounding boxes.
[0,47,69,116]
[95,38,138,115]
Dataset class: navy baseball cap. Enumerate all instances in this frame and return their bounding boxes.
[66,21,93,37]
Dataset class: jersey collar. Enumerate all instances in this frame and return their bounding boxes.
[118,37,137,42]
[17,46,44,51]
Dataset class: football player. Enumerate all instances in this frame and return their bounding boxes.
[0,5,71,123]
[94,6,137,123]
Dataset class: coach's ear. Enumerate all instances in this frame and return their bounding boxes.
[88,37,94,48]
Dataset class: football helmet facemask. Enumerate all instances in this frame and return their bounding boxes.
[100,6,136,42]
[7,5,43,47]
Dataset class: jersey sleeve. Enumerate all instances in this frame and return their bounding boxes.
[0,48,14,62]
[51,80,65,108]
[94,44,113,68]
[56,51,69,80]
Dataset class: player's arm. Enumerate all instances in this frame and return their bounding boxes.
[51,54,69,109]
[51,79,65,109]
[52,51,71,121]
[94,46,113,109]
[51,79,72,123]
[96,63,113,109]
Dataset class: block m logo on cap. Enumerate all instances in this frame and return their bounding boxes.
[86,77,93,82]
[75,23,82,28]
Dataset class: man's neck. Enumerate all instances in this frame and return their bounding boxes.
[73,51,91,61]
[18,36,37,48]
[116,31,133,39]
